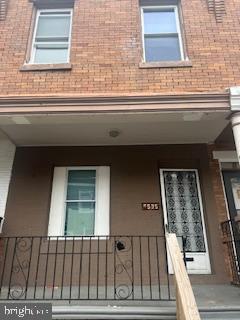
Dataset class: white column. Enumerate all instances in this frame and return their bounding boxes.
[0,131,16,231]
[230,87,240,165]
[231,113,240,164]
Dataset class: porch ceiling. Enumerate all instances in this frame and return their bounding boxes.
[0,111,229,146]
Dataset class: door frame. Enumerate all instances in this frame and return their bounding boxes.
[159,168,211,274]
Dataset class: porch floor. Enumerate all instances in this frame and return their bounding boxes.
[193,284,240,309]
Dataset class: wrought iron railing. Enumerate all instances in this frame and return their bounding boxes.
[0,235,176,301]
[221,220,240,285]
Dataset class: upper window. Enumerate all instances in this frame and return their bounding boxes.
[141,6,184,62]
[30,9,72,64]
[48,167,110,237]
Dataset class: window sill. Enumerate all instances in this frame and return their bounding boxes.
[139,60,192,69]
[20,63,72,72]
[47,236,110,241]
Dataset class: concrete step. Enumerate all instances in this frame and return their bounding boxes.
[200,308,240,319]
[52,305,240,320]
[52,306,176,319]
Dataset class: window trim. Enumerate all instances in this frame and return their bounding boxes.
[141,5,184,63]
[48,166,110,237]
[29,8,73,65]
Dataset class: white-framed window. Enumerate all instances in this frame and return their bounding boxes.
[48,167,110,237]
[30,9,73,64]
[141,6,184,62]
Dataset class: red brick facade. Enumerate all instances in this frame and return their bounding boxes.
[0,0,239,96]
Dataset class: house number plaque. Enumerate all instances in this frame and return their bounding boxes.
[142,203,160,210]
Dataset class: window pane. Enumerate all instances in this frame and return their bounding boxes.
[65,202,95,236]
[144,9,177,34]
[145,36,181,62]
[34,47,68,63]
[36,15,71,38]
[67,170,96,201]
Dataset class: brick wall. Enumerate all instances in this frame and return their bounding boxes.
[0,0,240,96]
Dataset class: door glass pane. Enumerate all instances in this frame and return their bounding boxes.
[36,15,71,38]
[163,171,206,252]
[67,170,96,201]
[230,178,240,212]
[145,36,181,62]
[65,202,95,236]
[144,9,177,34]
[34,47,68,63]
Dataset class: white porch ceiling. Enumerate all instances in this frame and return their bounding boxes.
[0,111,229,146]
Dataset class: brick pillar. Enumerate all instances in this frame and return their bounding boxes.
[0,238,4,269]
[0,219,4,268]
[207,144,232,281]
[207,145,229,223]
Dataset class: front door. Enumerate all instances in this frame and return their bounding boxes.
[222,171,240,265]
[160,169,211,274]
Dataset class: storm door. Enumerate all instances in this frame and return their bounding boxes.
[222,171,240,268]
[160,169,211,274]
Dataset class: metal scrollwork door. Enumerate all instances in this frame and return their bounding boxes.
[160,169,211,274]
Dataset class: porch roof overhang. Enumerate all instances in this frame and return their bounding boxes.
[0,92,230,114]
[0,93,231,146]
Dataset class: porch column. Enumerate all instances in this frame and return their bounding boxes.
[0,130,16,232]
[231,113,240,164]
[230,87,240,165]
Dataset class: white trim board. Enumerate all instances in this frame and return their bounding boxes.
[48,166,110,237]
[0,136,16,231]
[213,151,238,163]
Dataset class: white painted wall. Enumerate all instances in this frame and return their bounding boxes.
[0,133,16,231]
